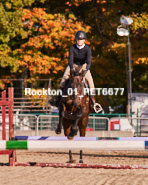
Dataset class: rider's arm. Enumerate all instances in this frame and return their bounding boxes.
[68,46,74,69]
[85,46,91,70]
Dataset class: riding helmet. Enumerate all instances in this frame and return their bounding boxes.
[75,31,87,40]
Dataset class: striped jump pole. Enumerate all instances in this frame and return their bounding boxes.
[0,140,147,150]
[14,136,148,141]
[14,136,101,141]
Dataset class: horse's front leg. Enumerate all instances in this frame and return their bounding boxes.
[55,104,63,134]
[55,115,63,134]
[67,110,82,140]
[79,116,89,137]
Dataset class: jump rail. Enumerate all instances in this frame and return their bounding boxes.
[0,140,147,150]
[14,162,148,169]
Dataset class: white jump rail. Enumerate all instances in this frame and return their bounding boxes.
[0,140,145,151]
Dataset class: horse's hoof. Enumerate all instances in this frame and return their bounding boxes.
[55,128,61,134]
[71,128,78,136]
[67,135,74,140]
[66,159,76,163]
[79,159,83,163]
[67,132,74,140]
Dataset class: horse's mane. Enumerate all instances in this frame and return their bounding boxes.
[74,71,79,76]
[63,70,89,96]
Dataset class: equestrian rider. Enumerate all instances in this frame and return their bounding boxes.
[49,31,102,113]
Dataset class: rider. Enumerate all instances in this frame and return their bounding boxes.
[49,31,101,113]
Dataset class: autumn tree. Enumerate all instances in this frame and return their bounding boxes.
[0,0,90,90]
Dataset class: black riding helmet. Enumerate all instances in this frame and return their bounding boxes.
[75,31,87,40]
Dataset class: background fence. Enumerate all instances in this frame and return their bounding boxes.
[0,114,37,131]
[1,113,148,137]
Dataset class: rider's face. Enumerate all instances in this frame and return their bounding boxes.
[76,39,85,46]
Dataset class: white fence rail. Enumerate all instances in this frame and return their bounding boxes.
[88,116,110,136]
[36,115,110,136]
[113,117,148,137]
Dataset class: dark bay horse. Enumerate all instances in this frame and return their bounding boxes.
[55,70,90,140]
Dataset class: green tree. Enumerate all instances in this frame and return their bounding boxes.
[0,0,35,88]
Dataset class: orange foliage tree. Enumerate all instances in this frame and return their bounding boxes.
[17,7,90,82]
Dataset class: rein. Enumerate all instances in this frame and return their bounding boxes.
[71,76,83,80]
[70,75,83,114]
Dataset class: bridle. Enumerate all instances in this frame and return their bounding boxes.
[70,75,84,114]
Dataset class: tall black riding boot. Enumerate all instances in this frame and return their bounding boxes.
[48,87,64,107]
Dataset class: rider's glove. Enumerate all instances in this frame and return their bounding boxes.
[70,68,75,74]
[83,69,88,77]
[70,68,76,74]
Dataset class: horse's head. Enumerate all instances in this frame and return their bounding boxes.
[70,70,85,108]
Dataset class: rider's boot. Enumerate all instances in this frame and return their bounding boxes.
[89,95,102,113]
[48,87,64,107]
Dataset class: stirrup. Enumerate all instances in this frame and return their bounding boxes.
[48,99,56,106]
[94,103,102,113]
[49,95,62,107]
